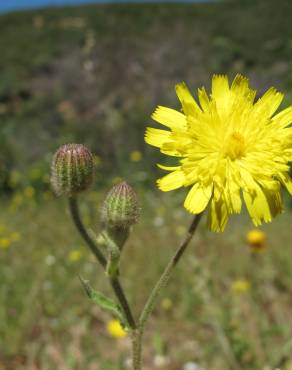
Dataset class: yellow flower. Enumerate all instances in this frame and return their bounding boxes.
[68,249,82,262]
[231,279,250,294]
[161,297,173,311]
[93,155,102,167]
[0,224,6,234]
[106,319,127,338]
[145,74,292,231]
[0,238,11,249]
[112,176,123,185]
[10,232,20,242]
[24,186,35,198]
[130,150,142,162]
[175,225,186,236]
[246,229,266,253]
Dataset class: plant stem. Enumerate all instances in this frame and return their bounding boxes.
[68,196,136,329]
[110,277,136,329]
[69,196,107,267]
[132,213,203,370]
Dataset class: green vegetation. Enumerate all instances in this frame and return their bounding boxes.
[0,0,292,191]
[1,0,292,369]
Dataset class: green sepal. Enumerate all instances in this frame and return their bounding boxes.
[79,276,128,329]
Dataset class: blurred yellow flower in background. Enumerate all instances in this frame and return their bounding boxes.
[106,319,127,338]
[0,238,11,249]
[112,176,123,185]
[145,74,292,232]
[9,170,22,188]
[231,279,251,294]
[130,150,142,162]
[93,155,102,167]
[24,186,35,198]
[161,298,173,311]
[68,249,82,262]
[0,224,6,234]
[175,225,186,236]
[246,229,266,253]
[10,232,20,242]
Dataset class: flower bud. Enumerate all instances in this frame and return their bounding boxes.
[101,182,139,229]
[246,229,266,253]
[51,143,94,196]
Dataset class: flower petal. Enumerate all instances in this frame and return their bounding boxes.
[145,127,171,148]
[278,172,292,194]
[253,87,284,118]
[272,106,292,128]
[184,182,212,214]
[243,181,273,226]
[152,106,187,130]
[197,87,210,112]
[157,170,185,191]
[175,82,201,116]
[157,164,180,171]
[211,75,230,110]
[207,197,229,232]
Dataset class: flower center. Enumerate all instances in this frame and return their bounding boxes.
[224,132,245,160]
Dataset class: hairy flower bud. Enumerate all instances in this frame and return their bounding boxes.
[101,182,139,229]
[51,143,94,196]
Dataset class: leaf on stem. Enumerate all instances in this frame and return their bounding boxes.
[79,276,128,328]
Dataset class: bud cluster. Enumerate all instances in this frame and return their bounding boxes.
[51,143,94,196]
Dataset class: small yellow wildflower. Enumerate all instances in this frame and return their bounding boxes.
[43,191,53,201]
[161,298,173,311]
[9,170,22,188]
[145,74,292,232]
[0,224,6,234]
[12,192,23,206]
[175,225,186,236]
[246,229,266,253]
[0,238,11,249]
[112,176,123,185]
[231,279,250,294]
[24,186,35,198]
[10,232,20,242]
[130,150,142,162]
[68,249,82,262]
[106,319,127,338]
[93,155,102,167]
[30,168,42,180]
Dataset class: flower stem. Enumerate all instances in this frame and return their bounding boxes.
[132,213,203,370]
[68,196,136,330]
[69,196,107,267]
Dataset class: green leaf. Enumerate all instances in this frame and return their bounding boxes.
[79,276,127,327]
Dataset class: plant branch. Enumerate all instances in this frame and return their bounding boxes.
[68,196,136,329]
[69,196,107,267]
[131,213,203,370]
[139,212,203,329]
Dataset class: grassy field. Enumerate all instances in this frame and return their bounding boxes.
[1,0,292,369]
[1,189,292,370]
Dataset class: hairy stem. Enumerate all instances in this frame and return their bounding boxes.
[68,196,136,329]
[69,196,107,267]
[132,213,203,370]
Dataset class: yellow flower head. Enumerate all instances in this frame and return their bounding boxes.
[246,229,266,253]
[68,249,82,262]
[231,279,250,294]
[145,75,292,231]
[0,238,11,249]
[130,150,142,162]
[24,186,35,198]
[106,319,127,338]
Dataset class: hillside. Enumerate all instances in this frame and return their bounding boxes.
[0,0,292,190]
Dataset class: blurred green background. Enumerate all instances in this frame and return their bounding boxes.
[0,0,292,369]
